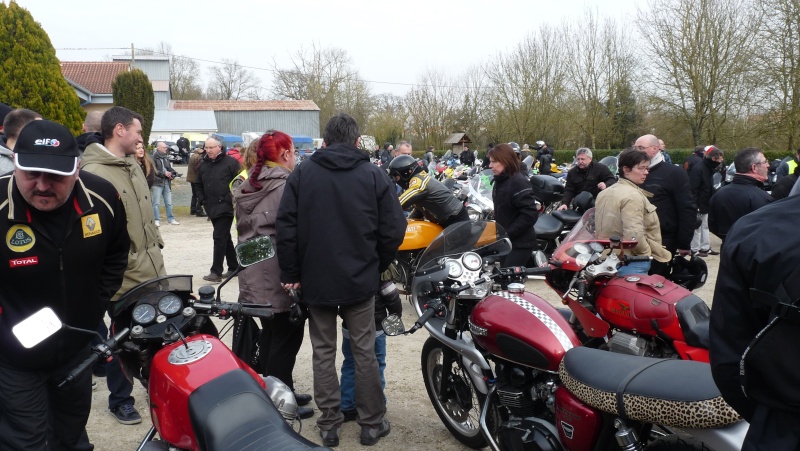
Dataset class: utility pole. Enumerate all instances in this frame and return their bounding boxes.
[130,43,135,70]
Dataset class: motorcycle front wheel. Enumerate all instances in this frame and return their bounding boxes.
[421,337,487,449]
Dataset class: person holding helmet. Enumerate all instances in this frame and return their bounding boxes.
[558,147,616,210]
[389,155,469,227]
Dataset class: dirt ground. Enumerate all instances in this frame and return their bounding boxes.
[86,176,721,450]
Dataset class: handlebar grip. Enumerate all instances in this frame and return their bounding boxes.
[59,353,100,388]
[623,255,652,263]
[526,266,552,276]
[240,306,275,320]
[415,307,437,327]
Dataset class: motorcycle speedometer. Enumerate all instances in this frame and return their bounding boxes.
[447,259,464,278]
[572,243,592,255]
[463,252,482,271]
[132,304,157,325]
[158,294,182,316]
[589,242,604,253]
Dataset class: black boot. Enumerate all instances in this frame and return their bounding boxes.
[196,208,207,217]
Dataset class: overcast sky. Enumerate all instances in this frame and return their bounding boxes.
[12,0,642,97]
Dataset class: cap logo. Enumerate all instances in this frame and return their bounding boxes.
[7,225,35,252]
[34,138,60,147]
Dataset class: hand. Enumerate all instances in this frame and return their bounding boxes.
[677,249,691,256]
[283,282,300,291]
[597,182,606,190]
[557,204,568,211]
[165,171,172,178]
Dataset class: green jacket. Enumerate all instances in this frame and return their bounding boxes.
[81,143,166,300]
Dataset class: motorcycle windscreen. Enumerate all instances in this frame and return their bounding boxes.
[415,220,511,276]
[112,275,194,319]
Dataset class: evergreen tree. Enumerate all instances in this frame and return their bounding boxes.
[0,1,85,134]
[112,69,155,143]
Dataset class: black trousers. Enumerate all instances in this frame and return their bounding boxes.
[258,312,305,391]
[190,183,202,213]
[502,247,535,267]
[93,319,135,410]
[210,215,237,275]
[0,348,93,450]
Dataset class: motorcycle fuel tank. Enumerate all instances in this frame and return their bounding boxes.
[595,274,691,342]
[470,292,580,372]
[399,220,443,251]
[147,334,265,449]
[554,386,602,451]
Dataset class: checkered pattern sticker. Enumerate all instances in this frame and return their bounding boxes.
[500,292,575,352]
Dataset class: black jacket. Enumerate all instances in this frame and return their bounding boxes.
[197,153,241,219]
[0,172,129,370]
[771,173,797,200]
[684,152,703,173]
[76,132,102,153]
[561,161,616,206]
[640,161,696,251]
[708,174,773,241]
[276,142,406,307]
[710,195,800,448]
[152,150,177,187]
[689,158,719,213]
[493,171,538,249]
[459,149,475,166]
[398,171,464,225]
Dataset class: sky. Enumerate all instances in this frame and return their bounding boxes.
[11,0,643,97]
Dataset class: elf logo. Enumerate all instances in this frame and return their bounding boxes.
[9,256,38,267]
[34,138,60,147]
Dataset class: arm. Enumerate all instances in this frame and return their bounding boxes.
[276,171,301,284]
[561,170,577,206]
[619,197,651,256]
[397,176,429,209]
[598,165,616,188]
[505,181,538,240]
[376,175,407,272]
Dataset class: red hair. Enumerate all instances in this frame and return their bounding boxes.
[247,130,293,191]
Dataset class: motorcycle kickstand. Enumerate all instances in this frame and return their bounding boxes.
[135,426,160,451]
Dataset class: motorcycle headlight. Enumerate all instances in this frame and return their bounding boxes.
[467,204,482,221]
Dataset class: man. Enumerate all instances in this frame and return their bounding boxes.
[227,142,244,164]
[176,135,190,164]
[557,147,615,210]
[422,145,436,166]
[81,106,166,425]
[187,146,207,217]
[197,135,241,282]
[389,154,470,227]
[535,140,554,161]
[658,139,672,164]
[710,193,800,449]
[395,140,413,157]
[708,147,773,246]
[684,146,705,173]
[0,120,128,450]
[775,147,799,181]
[0,108,42,175]
[277,113,405,447]
[76,110,103,153]
[459,143,476,166]
[689,147,724,257]
[379,142,393,165]
[635,134,696,275]
[152,141,180,226]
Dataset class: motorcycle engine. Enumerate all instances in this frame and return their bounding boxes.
[606,330,672,358]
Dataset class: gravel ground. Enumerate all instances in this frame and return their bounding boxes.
[86,176,721,450]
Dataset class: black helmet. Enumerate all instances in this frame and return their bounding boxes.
[509,142,521,154]
[669,254,708,291]
[388,155,422,189]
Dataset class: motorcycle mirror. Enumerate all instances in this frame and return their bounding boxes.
[381,314,406,336]
[235,235,276,268]
[532,250,548,267]
[13,307,63,348]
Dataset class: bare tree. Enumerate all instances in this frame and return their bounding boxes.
[207,59,263,100]
[365,93,407,147]
[638,0,762,145]
[129,42,204,100]
[405,69,460,149]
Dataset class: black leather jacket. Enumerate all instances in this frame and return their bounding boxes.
[562,161,616,206]
[398,171,464,225]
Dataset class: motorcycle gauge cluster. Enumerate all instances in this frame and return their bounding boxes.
[132,294,185,325]
[158,294,182,315]
[462,252,482,271]
[133,304,157,324]
[447,260,463,278]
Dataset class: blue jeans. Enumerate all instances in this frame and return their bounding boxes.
[618,260,651,276]
[152,183,175,222]
[340,329,386,412]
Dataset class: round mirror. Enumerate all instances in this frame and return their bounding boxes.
[381,314,406,336]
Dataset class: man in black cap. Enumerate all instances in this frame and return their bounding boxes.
[0,120,129,450]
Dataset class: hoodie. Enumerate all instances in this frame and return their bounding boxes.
[0,135,13,176]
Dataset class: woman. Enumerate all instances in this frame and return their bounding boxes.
[232,130,313,419]
[134,142,155,188]
[595,149,671,275]
[488,143,539,266]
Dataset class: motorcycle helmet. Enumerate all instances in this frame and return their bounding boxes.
[669,254,708,291]
[388,155,422,189]
[535,140,546,150]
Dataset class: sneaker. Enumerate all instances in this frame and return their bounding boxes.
[154,220,160,227]
[320,427,340,447]
[342,408,357,423]
[110,404,142,425]
[294,392,312,406]
[707,249,720,256]
[168,219,180,225]
[360,418,390,446]
[296,406,314,420]
[202,272,222,283]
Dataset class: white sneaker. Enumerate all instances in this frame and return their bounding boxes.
[168,219,180,225]
[155,220,160,227]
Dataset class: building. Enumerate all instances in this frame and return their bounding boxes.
[171,100,320,138]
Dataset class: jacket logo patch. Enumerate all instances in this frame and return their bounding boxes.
[82,214,102,238]
[10,256,38,267]
[408,177,422,189]
[7,225,35,252]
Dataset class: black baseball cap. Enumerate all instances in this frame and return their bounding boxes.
[13,120,80,176]
[0,103,11,127]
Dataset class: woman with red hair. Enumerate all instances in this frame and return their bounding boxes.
[233,130,313,419]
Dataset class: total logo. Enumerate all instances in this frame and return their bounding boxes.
[34,138,60,147]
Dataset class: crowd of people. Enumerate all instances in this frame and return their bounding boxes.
[2,97,800,449]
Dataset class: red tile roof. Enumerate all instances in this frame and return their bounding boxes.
[171,100,319,111]
[60,62,128,94]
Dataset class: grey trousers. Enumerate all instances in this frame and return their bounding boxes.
[308,297,386,430]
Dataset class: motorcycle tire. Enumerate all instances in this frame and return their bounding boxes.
[421,336,488,449]
[645,434,711,451]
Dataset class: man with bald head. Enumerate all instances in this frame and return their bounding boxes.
[77,110,104,153]
[634,134,696,275]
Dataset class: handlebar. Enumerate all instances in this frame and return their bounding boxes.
[622,255,652,263]
[193,301,274,321]
[59,327,130,388]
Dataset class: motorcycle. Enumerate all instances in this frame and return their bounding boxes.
[390,219,444,294]
[12,236,328,451]
[381,220,743,450]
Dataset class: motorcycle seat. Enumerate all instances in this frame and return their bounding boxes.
[675,295,711,349]
[534,214,563,240]
[551,209,582,227]
[189,369,330,451]
[559,347,741,429]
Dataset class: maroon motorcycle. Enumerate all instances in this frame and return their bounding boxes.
[382,220,746,451]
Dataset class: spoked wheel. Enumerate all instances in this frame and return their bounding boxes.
[421,337,487,449]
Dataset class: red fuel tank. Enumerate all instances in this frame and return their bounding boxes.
[555,386,602,451]
[470,292,580,371]
[595,274,691,342]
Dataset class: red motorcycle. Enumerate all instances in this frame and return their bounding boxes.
[381,220,745,450]
[12,236,329,451]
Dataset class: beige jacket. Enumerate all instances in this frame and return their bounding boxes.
[595,177,672,263]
